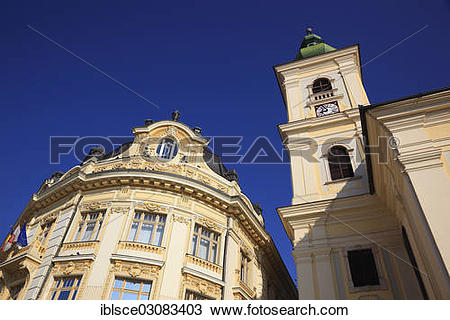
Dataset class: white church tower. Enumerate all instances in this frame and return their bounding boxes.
[276,29,425,299]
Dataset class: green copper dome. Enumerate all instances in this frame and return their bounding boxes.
[295,28,336,60]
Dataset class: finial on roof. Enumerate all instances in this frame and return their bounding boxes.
[171,110,180,121]
[295,28,336,60]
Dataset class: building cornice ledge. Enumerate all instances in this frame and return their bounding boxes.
[110,254,164,267]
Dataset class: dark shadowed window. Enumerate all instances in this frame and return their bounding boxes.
[312,78,332,93]
[328,146,354,180]
[347,249,380,287]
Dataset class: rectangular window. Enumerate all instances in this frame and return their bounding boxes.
[110,278,152,300]
[347,249,380,287]
[240,253,250,284]
[184,290,214,300]
[50,277,81,300]
[127,211,166,246]
[191,224,219,264]
[73,212,105,242]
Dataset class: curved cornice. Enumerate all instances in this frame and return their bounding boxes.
[132,120,208,145]
[25,167,268,247]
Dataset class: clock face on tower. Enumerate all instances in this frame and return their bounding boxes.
[315,101,339,117]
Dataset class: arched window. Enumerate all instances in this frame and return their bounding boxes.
[328,146,354,180]
[312,78,332,93]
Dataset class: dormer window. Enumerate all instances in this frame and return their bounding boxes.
[312,78,332,94]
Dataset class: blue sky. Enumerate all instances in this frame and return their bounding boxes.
[1,0,449,283]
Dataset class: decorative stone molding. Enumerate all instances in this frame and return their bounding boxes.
[238,280,256,298]
[172,214,191,226]
[53,260,92,275]
[241,244,254,260]
[110,207,129,215]
[182,273,221,299]
[179,194,191,208]
[195,217,221,233]
[111,260,161,278]
[233,292,245,300]
[184,167,197,179]
[28,210,59,227]
[117,241,165,255]
[80,201,108,212]
[60,241,100,251]
[120,187,130,194]
[232,224,253,248]
[62,262,76,275]
[164,126,178,138]
[185,254,223,274]
[135,202,168,213]
[41,212,58,225]
[198,174,228,193]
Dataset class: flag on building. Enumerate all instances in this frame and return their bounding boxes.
[0,225,21,252]
[17,223,28,248]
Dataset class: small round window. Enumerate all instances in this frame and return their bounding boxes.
[156,138,178,160]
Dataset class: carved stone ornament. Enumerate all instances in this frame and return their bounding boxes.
[111,207,129,215]
[241,245,252,259]
[184,274,221,297]
[164,126,178,137]
[172,214,191,226]
[54,260,91,275]
[135,202,168,213]
[112,261,160,278]
[143,202,161,212]
[198,174,228,193]
[128,265,142,278]
[40,211,58,225]
[63,262,76,275]
[81,202,108,211]
[196,217,221,232]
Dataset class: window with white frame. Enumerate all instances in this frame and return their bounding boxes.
[191,224,219,264]
[49,277,81,300]
[240,252,250,285]
[127,211,166,246]
[110,278,152,300]
[73,212,105,242]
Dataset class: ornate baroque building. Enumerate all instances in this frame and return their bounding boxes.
[276,30,450,299]
[0,116,296,300]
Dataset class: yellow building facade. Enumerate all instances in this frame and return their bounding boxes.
[276,30,450,299]
[0,118,296,300]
